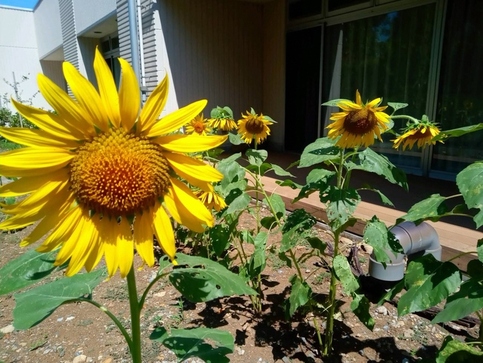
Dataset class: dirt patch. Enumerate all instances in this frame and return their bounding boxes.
[0,213,478,363]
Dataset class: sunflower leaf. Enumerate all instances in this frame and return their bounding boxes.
[150,327,234,363]
[434,123,483,141]
[387,102,408,112]
[435,336,483,362]
[456,162,483,228]
[321,186,361,233]
[299,137,340,167]
[169,253,256,302]
[0,249,61,296]
[246,149,268,166]
[13,269,105,329]
[346,148,408,190]
[396,194,448,224]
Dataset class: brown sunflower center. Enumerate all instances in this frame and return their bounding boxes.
[69,128,171,217]
[193,122,205,134]
[344,109,377,135]
[245,117,265,134]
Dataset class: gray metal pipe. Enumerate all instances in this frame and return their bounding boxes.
[128,0,141,83]
[368,221,442,281]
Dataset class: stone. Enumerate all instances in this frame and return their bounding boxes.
[72,354,87,363]
[0,324,14,334]
[403,329,414,339]
[375,305,388,315]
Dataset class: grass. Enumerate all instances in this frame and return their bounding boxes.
[0,139,21,152]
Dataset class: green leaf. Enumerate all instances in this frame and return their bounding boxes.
[228,132,244,145]
[306,237,327,254]
[477,239,483,263]
[13,269,105,329]
[435,336,483,362]
[333,255,359,294]
[280,209,316,252]
[276,179,303,190]
[0,249,61,296]
[322,187,361,232]
[363,217,403,266]
[264,193,285,219]
[150,327,234,363]
[271,164,295,177]
[398,255,461,316]
[209,224,231,257]
[397,194,449,224]
[322,98,347,107]
[288,275,311,317]
[434,123,483,141]
[217,153,244,183]
[346,147,408,190]
[225,190,251,214]
[246,149,268,166]
[432,277,483,324]
[359,187,394,207]
[294,168,334,202]
[387,102,408,112]
[169,254,256,302]
[248,232,268,278]
[299,137,340,167]
[457,162,483,228]
[350,292,375,330]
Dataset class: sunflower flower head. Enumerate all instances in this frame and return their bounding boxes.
[326,90,391,149]
[237,108,274,145]
[0,48,228,278]
[195,188,227,212]
[185,113,212,136]
[392,116,441,151]
[208,106,237,132]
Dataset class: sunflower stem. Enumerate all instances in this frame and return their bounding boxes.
[126,265,143,363]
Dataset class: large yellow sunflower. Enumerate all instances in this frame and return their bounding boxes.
[393,122,441,151]
[326,90,391,148]
[237,109,274,145]
[185,114,212,136]
[0,48,227,278]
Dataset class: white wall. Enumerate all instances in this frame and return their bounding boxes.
[73,0,116,35]
[0,7,50,111]
[33,0,63,60]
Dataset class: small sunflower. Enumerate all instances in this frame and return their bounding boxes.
[237,109,274,145]
[0,48,227,277]
[196,188,227,212]
[393,120,441,151]
[326,90,391,148]
[185,114,212,136]
[208,106,237,132]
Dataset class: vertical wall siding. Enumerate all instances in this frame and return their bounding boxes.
[116,0,131,63]
[59,0,79,68]
[156,0,264,117]
[141,0,158,93]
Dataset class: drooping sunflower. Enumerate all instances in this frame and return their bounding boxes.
[208,106,237,132]
[237,109,274,145]
[195,187,227,212]
[393,121,441,151]
[185,114,212,136]
[326,90,391,148]
[0,48,227,278]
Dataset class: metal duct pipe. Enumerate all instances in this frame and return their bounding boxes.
[128,0,141,83]
[368,221,442,282]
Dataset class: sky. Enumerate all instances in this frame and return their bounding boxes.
[0,0,39,9]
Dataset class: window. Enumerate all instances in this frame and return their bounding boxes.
[101,35,120,86]
[430,0,483,177]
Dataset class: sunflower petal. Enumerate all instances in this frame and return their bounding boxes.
[118,58,140,131]
[138,75,168,132]
[63,62,109,132]
[133,210,155,266]
[145,100,207,138]
[155,134,227,153]
[166,178,213,232]
[37,74,96,136]
[0,168,69,197]
[152,205,176,261]
[0,147,74,177]
[94,47,121,128]
[165,152,223,182]
[117,218,134,278]
[37,206,82,252]
[0,127,79,149]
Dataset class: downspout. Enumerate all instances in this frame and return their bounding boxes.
[136,0,148,102]
[127,0,141,84]
[368,221,442,282]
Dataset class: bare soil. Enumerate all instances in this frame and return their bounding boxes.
[0,212,478,363]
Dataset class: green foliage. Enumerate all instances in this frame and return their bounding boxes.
[363,216,403,266]
[13,269,105,329]
[287,275,311,317]
[150,327,234,363]
[0,249,61,296]
[168,254,256,302]
[457,162,483,228]
[435,336,483,362]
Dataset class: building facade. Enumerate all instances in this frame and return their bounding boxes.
[0,0,481,181]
